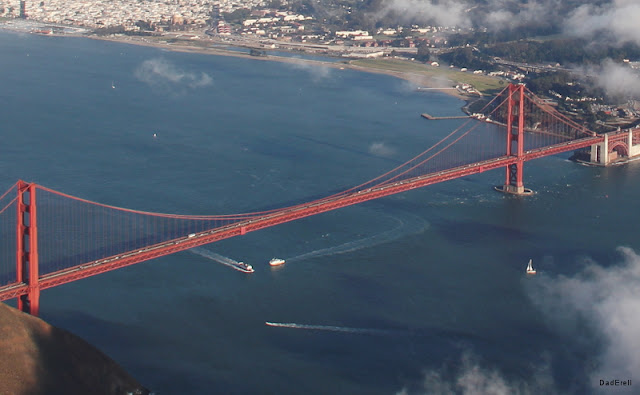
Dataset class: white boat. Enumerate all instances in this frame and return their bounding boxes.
[111,81,116,89]
[526,259,536,275]
[269,258,285,266]
[235,261,254,273]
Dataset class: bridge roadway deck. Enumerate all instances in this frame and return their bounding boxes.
[0,135,603,301]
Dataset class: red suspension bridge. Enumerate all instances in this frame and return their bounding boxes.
[1,84,636,316]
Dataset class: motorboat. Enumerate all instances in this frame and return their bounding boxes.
[269,258,285,266]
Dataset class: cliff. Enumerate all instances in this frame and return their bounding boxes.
[0,303,149,395]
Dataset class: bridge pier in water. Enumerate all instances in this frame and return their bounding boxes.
[588,128,640,165]
[495,84,534,196]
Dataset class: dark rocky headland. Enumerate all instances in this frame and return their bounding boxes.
[0,303,149,395]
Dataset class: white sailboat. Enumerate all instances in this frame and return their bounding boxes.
[526,259,536,275]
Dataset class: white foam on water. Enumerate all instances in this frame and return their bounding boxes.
[190,247,249,272]
[265,321,397,336]
[287,208,428,263]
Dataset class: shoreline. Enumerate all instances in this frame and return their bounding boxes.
[1,19,483,111]
[89,34,483,112]
[92,35,474,97]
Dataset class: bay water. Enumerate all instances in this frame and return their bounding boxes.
[1,31,639,394]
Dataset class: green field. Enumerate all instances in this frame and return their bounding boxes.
[350,58,505,95]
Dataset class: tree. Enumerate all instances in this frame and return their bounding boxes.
[416,43,430,62]
[94,25,126,36]
[222,8,250,25]
[135,20,153,31]
[439,47,493,70]
[268,0,282,9]
[391,38,410,48]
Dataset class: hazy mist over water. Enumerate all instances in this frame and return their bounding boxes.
[1,31,639,394]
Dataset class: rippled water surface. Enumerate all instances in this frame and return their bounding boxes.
[1,31,639,394]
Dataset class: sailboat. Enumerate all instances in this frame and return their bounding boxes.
[526,259,536,275]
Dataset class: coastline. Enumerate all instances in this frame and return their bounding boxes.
[0,303,149,394]
[1,18,485,110]
[87,34,479,104]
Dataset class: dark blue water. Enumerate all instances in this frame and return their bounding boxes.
[1,31,639,394]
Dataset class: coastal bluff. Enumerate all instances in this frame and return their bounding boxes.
[0,303,149,395]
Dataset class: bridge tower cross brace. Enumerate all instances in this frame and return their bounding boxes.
[501,84,532,195]
[16,180,40,316]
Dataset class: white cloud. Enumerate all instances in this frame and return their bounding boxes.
[374,0,639,46]
[369,142,396,157]
[400,247,640,395]
[565,1,640,46]
[597,60,640,97]
[581,59,640,98]
[375,0,569,31]
[482,0,564,30]
[376,0,472,28]
[135,58,213,92]
[528,246,640,392]
[286,58,332,83]
[397,352,556,395]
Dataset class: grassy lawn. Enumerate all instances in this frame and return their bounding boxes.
[350,58,506,95]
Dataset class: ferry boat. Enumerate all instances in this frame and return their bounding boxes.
[269,258,285,267]
[235,261,254,273]
[526,259,536,275]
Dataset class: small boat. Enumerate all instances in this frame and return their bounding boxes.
[526,259,536,275]
[235,261,254,273]
[111,81,116,89]
[269,258,285,266]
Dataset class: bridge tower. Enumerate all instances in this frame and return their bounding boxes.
[16,180,40,316]
[496,84,533,195]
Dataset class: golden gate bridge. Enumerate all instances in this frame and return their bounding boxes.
[0,84,636,315]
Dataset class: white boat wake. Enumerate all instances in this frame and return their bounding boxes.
[190,247,250,272]
[265,322,482,343]
[286,208,428,263]
[190,207,427,269]
[265,322,400,336]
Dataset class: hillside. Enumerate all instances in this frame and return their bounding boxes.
[0,303,149,395]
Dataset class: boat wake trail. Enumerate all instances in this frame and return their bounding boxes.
[190,248,248,272]
[286,208,428,263]
[265,322,400,336]
[265,322,480,343]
